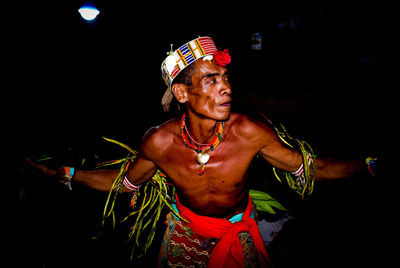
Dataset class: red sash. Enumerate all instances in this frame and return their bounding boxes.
[175,194,272,267]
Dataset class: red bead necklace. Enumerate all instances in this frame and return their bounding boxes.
[180,113,224,175]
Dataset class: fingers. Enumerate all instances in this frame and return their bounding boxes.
[25,156,58,177]
[164,212,172,226]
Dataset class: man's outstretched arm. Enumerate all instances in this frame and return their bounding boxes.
[315,158,367,180]
[26,129,161,192]
[257,125,370,181]
[261,140,370,180]
[26,154,157,192]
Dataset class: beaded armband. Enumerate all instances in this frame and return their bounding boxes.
[123,176,141,208]
[290,155,312,187]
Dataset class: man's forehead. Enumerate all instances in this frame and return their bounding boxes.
[193,60,227,77]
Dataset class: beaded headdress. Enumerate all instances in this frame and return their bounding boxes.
[161,37,218,88]
[160,36,218,111]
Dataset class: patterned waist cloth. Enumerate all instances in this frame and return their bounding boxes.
[158,195,272,268]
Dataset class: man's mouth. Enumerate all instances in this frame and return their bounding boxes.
[220,101,232,107]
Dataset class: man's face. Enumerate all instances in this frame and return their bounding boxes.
[185,60,232,121]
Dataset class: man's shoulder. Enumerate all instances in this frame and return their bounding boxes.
[228,113,277,142]
[141,117,180,154]
[229,113,272,133]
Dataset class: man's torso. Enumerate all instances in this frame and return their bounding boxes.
[141,113,276,218]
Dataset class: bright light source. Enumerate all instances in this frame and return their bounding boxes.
[78,5,100,21]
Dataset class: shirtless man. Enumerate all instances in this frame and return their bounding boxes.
[29,37,370,267]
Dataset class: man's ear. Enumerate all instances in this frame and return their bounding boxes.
[171,83,189,104]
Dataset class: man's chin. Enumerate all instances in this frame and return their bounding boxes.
[217,110,231,122]
[192,108,231,122]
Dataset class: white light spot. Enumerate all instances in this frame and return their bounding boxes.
[78,5,100,21]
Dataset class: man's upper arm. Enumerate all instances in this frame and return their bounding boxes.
[124,127,159,186]
[125,156,157,186]
[256,122,303,172]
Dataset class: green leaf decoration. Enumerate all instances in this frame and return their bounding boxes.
[249,189,287,214]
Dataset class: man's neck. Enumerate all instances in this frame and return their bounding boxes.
[185,112,219,145]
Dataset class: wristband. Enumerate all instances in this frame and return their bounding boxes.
[60,166,75,190]
[366,157,378,176]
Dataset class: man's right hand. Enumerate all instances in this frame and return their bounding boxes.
[25,157,58,178]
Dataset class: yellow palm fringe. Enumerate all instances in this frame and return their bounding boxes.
[97,137,187,259]
[258,112,316,200]
[272,123,317,199]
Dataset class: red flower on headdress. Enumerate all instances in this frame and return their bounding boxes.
[213,49,231,67]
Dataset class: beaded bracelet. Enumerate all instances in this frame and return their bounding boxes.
[366,157,378,176]
[59,166,75,190]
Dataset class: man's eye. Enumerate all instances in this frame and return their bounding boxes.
[206,78,216,84]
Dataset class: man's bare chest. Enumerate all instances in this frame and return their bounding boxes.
[155,140,257,187]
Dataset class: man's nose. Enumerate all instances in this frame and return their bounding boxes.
[220,79,232,96]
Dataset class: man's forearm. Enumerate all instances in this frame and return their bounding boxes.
[315,158,366,180]
[74,169,120,191]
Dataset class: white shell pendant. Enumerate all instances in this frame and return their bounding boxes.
[196,152,210,165]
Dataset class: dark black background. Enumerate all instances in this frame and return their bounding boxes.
[3,1,396,267]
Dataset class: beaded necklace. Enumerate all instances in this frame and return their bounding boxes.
[184,123,209,146]
[180,113,224,175]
